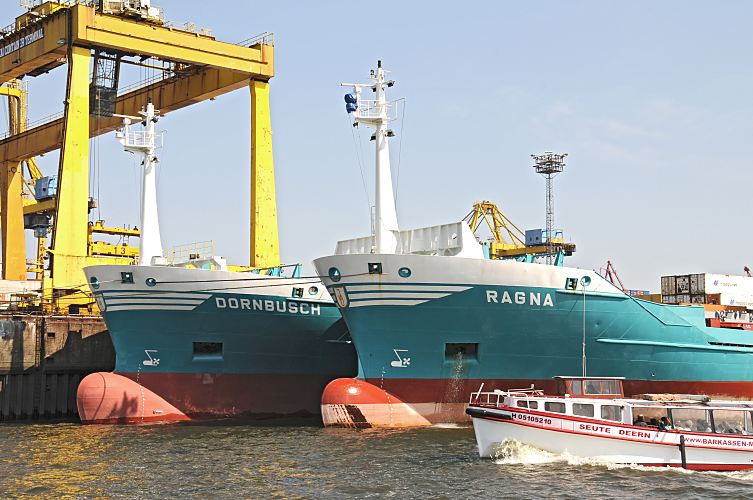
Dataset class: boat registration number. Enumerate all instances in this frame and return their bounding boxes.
[512,413,552,425]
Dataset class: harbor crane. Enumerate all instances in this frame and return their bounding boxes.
[463,200,575,264]
[0,0,278,313]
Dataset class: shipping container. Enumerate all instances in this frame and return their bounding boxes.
[676,275,691,294]
[718,294,753,309]
[663,295,677,304]
[661,276,676,295]
[704,274,753,296]
[690,274,704,294]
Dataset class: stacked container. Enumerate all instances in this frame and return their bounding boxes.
[661,273,753,308]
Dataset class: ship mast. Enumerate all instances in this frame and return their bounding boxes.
[342,61,399,254]
[116,100,164,265]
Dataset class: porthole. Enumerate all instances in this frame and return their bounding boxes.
[398,267,412,278]
[309,286,318,295]
[328,267,341,282]
[145,277,157,287]
[89,276,100,290]
[120,271,134,284]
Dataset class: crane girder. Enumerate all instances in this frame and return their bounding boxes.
[0,67,251,162]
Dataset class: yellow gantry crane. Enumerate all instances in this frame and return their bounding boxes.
[0,0,279,313]
[463,200,576,262]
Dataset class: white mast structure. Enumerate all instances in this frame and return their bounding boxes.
[116,100,164,265]
[343,61,399,254]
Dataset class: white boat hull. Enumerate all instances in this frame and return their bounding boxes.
[470,407,753,470]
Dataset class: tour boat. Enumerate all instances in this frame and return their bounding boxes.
[466,376,753,471]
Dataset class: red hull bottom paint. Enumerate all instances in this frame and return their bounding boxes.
[77,373,190,424]
[639,463,753,471]
[322,377,753,428]
[78,371,336,424]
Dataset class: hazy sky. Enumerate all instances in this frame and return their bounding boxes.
[7,0,753,291]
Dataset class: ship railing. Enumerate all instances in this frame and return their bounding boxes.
[245,263,302,278]
[168,240,215,264]
[354,100,397,121]
[236,32,274,47]
[470,386,544,408]
[121,130,161,148]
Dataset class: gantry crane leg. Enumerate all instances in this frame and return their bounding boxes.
[249,80,279,268]
[0,160,26,280]
[0,84,26,280]
[50,45,91,291]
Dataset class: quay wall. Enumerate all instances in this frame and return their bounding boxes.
[0,315,114,421]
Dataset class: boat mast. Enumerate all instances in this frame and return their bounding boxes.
[116,100,164,265]
[343,61,399,254]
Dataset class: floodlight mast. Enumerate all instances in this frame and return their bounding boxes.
[531,152,567,264]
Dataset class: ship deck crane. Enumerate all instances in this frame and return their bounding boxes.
[0,0,279,313]
[463,200,576,264]
[600,260,626,291]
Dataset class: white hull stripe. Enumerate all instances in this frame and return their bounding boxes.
[103,298,206,306]
[105,305,197,312]
[349,299,428,308]
[99,292,212,300]
[349,292,451,301]
[346,284,470,293]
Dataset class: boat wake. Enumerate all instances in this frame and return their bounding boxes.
[431,423,470,429]
[490,439,564,465]
[489,439,753,478]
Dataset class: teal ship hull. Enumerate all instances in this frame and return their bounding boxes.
[314,253,753,426]
[77,264,357,423]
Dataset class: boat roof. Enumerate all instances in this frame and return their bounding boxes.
[503,392,753,410]
[553,376,626,380]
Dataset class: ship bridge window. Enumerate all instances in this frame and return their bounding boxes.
[601,405,622,422]
[573,403,594,417]
[544,401,566,413]
[670,408,711,433]
[193,342,223,359]
[516,400,538,409]
[445,343,478,362]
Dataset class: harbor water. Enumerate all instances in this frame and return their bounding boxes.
[1,423,752,498]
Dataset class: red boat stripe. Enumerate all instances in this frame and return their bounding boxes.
[473,411,753,452]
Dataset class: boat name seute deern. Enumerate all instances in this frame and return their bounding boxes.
[467,376,753,471]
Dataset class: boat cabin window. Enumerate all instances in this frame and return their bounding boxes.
[516,400,538,409]
[711,409,750,435]
[583,379,622,396]
[632,406,668,427]
[571,380,582,395]
[573,403,594,417]
[544,401,566,413]
[601,405,622,422]
[671,408,712,433]
[558,377,623,397]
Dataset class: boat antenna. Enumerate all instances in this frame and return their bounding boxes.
[580,275,591,377]
[341,62,399,254]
